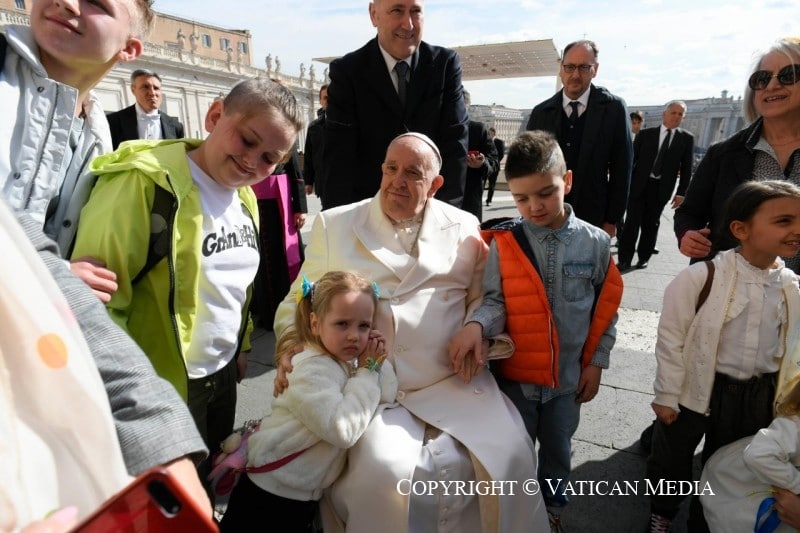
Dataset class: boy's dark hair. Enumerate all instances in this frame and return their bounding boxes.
[721,180,800,243]
[630,110,644,122]
[504,130,566,180]
[223,78,304,133]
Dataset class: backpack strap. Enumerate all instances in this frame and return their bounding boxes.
[695,260,715,312]
[132,185,176,285]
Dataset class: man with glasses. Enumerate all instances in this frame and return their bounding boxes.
[526,40,632,236]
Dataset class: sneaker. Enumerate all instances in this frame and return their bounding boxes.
[548,510,564,533]
[648,513,671,533]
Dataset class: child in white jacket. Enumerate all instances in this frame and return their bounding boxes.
[701,376,800,532]
[647,180,800,533]
[220,271,396,532]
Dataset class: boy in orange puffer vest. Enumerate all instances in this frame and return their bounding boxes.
[449,130,623,530]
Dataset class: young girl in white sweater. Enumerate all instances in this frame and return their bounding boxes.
[647,180,800,533]
[220,271,396,532]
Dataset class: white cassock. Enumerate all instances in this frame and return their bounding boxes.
[274,195,548,532]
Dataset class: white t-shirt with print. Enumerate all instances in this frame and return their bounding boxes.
[185,156,259,378]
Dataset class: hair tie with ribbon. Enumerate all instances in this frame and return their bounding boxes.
[295,275,315,304]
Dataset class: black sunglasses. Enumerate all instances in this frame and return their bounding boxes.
[748,64,800,90]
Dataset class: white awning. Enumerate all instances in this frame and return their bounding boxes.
[313,39,560,81]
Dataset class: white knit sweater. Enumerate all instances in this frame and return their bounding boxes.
[247,349,397,501]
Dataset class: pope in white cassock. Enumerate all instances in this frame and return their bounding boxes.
[274,132,547,532]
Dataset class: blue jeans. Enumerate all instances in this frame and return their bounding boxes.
[498,377,581,509]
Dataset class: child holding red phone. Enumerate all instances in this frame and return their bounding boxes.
[219,271,396,532]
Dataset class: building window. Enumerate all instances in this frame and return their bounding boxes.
[238,42,248,55]
[220,37,230,51]
[14,0,25,8]
[202,34,211,48]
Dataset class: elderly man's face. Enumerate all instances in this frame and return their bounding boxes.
[379,137,443,221]
[369,0,424,61]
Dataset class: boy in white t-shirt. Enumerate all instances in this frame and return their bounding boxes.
[70,79,304,495]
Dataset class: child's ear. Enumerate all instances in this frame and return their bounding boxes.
[563,170,573,195]
[309,312,319,336]
[205,99,224,134]
[116,37,144,63]
[729,220,748,241]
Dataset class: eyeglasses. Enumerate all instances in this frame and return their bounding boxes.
[562,64,595,74]
[748,64,800,90]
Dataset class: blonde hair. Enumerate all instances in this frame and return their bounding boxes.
[777,376,800,417]
[129,0,155,39]
[275,271,378,361]
[223,78,304,134]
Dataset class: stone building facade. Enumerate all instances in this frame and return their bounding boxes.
[0,1,745,154]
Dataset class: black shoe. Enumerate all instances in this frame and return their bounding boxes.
[636,260,649,269]
[618,261,632,272]
[652,248,660,255]
[485,201,491,206]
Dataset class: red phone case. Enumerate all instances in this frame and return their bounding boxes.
[468,150,480,157]
[73,468,218,533]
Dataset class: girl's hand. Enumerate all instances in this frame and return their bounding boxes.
[652,403,679,425]
[358,329,386,370]
[274,343,302,397]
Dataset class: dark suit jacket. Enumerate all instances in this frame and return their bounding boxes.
[630,126,694,207]
[526,84,632,228]
[462,120,498,219]
[303,110,326,203]
[106,105,185,150]
[322,38,468,209]
[674,120,759,256]
[493,137,506,161]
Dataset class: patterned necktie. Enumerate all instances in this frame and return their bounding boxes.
[568,101,580,124]
[394,61,409,106]
[652,129,672,177]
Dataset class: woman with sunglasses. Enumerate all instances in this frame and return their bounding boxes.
[675,37,800,267]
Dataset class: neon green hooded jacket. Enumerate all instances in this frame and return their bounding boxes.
[72,139,257,400]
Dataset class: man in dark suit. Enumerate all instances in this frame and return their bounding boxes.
[321,0,468,209]
[303,84,328,205]
[461,91,497,221]
[526,40,632,236]
[485,127,505,206]
[617,101,694,270]
[106,69,185,149]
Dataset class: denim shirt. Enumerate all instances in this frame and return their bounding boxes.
[470,205,617,402]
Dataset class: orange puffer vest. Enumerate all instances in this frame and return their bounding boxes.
[482,229,623,388]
